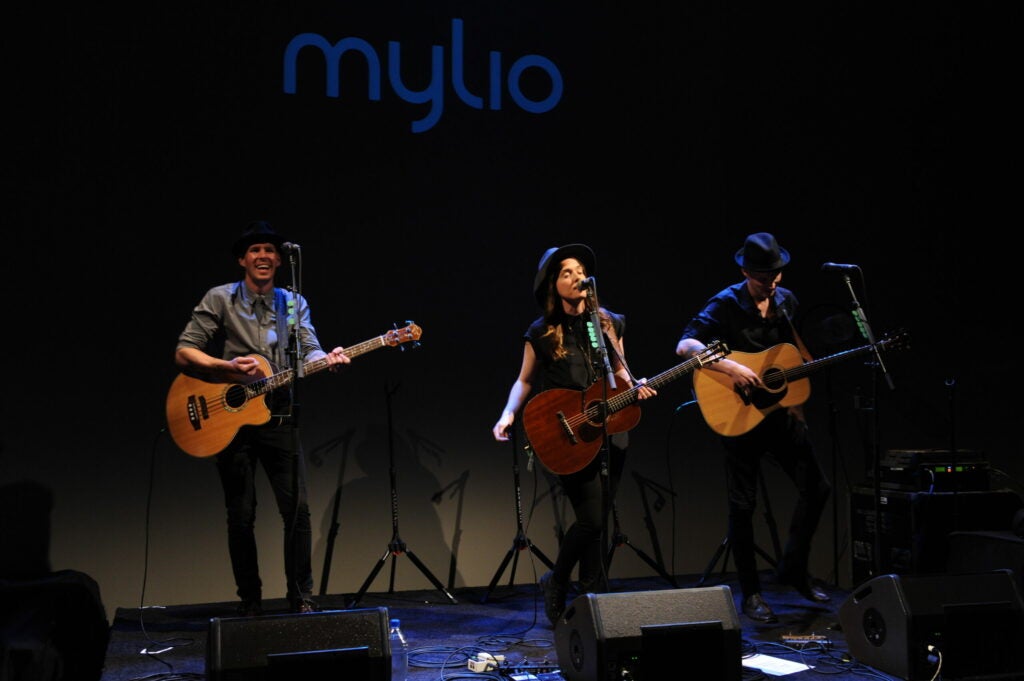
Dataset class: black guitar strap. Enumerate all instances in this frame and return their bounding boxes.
[602,322,641,386]
[779,304,814,363]
[270,287,294,419]
[274,287,290,370]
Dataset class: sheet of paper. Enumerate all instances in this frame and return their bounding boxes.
[742,653,812,676]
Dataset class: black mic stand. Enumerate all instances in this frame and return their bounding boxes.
[480,429,555,603]
[606,472,679,588]
[283,246,307,604]
[946,378,961,530]
[347,382,457,607]
[315,429,356,595]
[840,271,896,581]
[585,282,617,593]
[697,470,781,586]
[824,372,842,587]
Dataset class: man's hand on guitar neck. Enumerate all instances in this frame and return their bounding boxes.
[320,346,352,373]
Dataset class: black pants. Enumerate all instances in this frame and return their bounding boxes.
[721,410,831,600]
[215,421,313,604]
[551,433,627,591]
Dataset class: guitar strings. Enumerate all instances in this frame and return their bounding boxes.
[556,344,723,432]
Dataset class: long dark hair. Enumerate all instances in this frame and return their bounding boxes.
[536,273,612,361]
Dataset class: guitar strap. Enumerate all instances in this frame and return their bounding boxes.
[274,287,290,370]
[779,303,814,363]
[602,321,640,384]
[270,288,295,419]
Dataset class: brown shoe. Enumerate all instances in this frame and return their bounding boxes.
[742,593,778,624]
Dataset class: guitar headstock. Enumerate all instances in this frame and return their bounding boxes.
[878,329,910,352]
[384,321,423,348]
[698,340,730,366]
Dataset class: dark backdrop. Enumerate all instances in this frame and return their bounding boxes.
[7,3,1008,613]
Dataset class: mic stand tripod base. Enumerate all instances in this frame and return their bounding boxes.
[480,437,555,603]
[606,526,678,588]
[480,532,554,604]
[346,535,458,609]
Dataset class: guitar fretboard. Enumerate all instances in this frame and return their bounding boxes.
[240,325,421,399]
[602,342,727,415]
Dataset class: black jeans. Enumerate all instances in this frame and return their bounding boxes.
[551,433,627,591]
[215,422,313,604]
[721,410,831,600]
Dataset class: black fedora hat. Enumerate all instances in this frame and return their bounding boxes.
[533,243,596,307]
[734,232,790,271]
[232,220,286,257]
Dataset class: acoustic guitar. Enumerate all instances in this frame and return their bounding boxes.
[522,341,729,475]
[693,330,908,437]
[166,322,421,458]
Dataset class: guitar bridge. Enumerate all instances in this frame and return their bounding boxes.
[186,395,206,432]
[556,411,577,444]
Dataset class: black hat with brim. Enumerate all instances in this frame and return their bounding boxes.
[533,243,596,307]
[734,232,790,271]
[232,220,286,257]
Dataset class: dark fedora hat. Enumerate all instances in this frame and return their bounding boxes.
[232,220,286,257]
[533,243,596,307]
[734,232,790,271]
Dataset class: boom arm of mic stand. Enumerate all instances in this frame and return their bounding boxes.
[287,249,304,378]
[842,274,894,391]
[585,289,616,390]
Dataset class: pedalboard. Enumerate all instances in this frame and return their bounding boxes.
[467,652,560,677]
[781,633,831,649]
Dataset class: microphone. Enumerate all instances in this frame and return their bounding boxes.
[280,242,301,253]
[821,262,857,272]
[577,276,595,291]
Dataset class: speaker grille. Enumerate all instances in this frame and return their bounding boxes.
[555,587,741,681]
[840,571,1024,681]
[206,607,390,681]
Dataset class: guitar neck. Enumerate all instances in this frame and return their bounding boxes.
[301,333,393,374]
[244,332,397,399]
[604,353,710,415]
[783,342,878,382]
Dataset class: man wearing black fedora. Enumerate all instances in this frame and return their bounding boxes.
[674,232,832,624]
[174,220,351,616]
[492,243,657,626]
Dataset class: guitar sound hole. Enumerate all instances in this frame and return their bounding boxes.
[224,385,247,410]
[762,368,785,391]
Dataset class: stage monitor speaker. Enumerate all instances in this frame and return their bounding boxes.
[554,586,742,681]
[206,607,390,681]
[839,571,1024,680]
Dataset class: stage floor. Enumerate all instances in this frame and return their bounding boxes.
[99,569,906,681]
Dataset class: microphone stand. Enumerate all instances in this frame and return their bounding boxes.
[285,246,304,378]
[605,473,679,588]
[584,282,616,592]
[839,271,896,581]
[347,383,457,608]
[284,245,304,603]
[586,281,616,392]
[480,428,554,603]
[316,429,357,595]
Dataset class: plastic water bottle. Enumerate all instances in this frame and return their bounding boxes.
[389,617,409,681]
